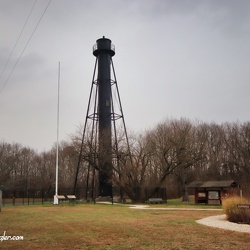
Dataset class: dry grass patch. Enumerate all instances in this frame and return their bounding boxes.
[0,203,250,249]
[222,196,250,224]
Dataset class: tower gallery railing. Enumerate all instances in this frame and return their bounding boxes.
[92,42,115,53]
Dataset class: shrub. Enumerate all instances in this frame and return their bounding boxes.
[222,196,250,224]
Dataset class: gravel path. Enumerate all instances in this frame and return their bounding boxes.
[99,202,250,233]
[129,205,250,233]
[196,214,250,233]
[129,205,221,211]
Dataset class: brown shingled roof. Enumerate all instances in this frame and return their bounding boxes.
[188,180,239,188]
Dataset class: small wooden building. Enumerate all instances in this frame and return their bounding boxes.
[188,180,239,205]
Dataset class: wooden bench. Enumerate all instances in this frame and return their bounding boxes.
[148,198,163,204]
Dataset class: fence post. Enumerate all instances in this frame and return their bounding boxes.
[42,189,44,205]
[13,190,16,206]
[0,190,2,212]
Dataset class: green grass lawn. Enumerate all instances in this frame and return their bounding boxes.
[0,202,249,250]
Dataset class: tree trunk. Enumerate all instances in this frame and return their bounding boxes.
[182,185,189,202]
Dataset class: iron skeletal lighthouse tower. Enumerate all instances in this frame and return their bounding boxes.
[74,37,131,198]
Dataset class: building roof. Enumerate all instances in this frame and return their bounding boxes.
[188,180,239,189]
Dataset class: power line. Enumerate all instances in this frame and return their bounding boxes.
[0,0,53,96]
[0,0,39,82]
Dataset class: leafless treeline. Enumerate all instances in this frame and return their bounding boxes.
[0,118,249,201]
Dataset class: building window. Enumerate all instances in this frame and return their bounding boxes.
[198,192,206,198]
[208,191,219,199]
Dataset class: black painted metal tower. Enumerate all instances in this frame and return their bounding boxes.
[74,37,131,198]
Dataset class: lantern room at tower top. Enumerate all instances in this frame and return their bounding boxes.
[93,36,115,57]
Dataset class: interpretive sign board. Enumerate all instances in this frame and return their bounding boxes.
[237,204,250,209]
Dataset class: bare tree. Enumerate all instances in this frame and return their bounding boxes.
[113,132,152,202]
[223,122,250,196]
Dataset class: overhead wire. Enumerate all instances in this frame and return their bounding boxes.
[0,0,53,96]
[0,0,39,82]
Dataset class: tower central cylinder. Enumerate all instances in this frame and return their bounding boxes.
[93,37,115,197]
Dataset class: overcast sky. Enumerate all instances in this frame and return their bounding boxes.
[0,0,250,152]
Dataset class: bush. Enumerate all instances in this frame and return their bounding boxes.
[222,196,250,224]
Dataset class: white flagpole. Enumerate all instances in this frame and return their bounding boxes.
[54,61,60,205]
